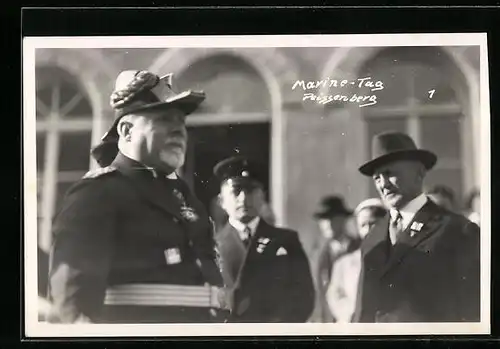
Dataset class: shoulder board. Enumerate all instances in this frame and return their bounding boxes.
[82,166,117,179]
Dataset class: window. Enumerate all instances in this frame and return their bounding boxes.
[36,66,94,253]
[176,54,272,215]
[360,48,465,202]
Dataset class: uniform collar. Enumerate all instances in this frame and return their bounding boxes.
[113,152,178,179]
[390,193,428,230]
[229,216,260,238]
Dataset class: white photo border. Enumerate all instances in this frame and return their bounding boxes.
[23,33,491,337]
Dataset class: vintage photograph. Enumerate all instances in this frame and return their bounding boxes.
[23,34,490,336]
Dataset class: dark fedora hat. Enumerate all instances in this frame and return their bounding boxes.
[358,131,437,176]
[90,70,205,167]
[313,195,353,219]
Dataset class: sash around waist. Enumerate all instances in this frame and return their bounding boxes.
[104,283,225,309]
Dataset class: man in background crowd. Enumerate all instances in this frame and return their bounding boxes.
[323,197,387,322]
[312,195,357,322]
[47,70,225,323]
[427,185,457,212]
[213,156,314,322]
[354,131,480,322]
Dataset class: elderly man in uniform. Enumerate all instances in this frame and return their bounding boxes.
[47,70,225,323]
[213,156,315,323]
[353,131,480,323]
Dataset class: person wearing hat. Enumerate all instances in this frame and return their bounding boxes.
[353,131,480,323]
[312,196,360,322]
[321,198,387,323]
[354,198,387,239]
[212,156,315,323]
[47,70,226,323]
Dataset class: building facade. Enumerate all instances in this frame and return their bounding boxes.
[35,46,481,308]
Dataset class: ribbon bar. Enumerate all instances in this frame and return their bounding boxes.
[104,284,222,309]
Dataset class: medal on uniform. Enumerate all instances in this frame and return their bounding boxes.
[173,189,199,222]
[164,248,182,265]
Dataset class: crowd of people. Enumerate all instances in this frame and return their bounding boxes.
[309,184,481,322]
[38,69,481,324]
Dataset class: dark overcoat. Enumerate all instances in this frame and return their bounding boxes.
[353,199,480,323]
[215,220,315,323]
[47,154,225,323]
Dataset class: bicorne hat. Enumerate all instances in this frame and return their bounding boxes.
[358,131,437,176]
[91,70,205,167]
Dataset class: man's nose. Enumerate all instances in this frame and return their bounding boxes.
[236,191,247,201]
[378,174,390,188]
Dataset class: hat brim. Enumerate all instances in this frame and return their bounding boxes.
[358,149,437,176]
[102,91,205,142]
[313,208,353,219]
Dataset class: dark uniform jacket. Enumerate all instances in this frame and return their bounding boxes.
[47,153,224,323]
[215,219,315,323]
[353,199,480,323]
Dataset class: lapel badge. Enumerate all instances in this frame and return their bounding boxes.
[164,248,182,265]
[257,237,270,244]
[410,221,424,236]
[256,243,267,253]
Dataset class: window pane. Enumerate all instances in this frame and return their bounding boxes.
[413,65,457,105]
[37,133,46,173]
[36,65,92,119]
[424,168,463,208]
[59,83,93,118]
[58,132,92,171]
[420,115,462,159]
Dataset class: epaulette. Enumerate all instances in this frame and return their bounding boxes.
[82,166,117,179]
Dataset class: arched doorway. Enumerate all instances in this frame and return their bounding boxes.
[175,54,272,229]
[150,47,300,226]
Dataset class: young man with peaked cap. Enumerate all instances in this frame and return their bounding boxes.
[213,156,315,323]
[352,131,480,323]
[47,70,226,323]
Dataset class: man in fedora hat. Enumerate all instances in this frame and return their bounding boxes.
[312,195,361,322]
[47,70,226,323]
[353,131,480,322]
[212,156,315,322]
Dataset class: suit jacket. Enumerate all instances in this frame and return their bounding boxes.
[215,220,315,323]
[354,199,480,323]
[47,153,224,323]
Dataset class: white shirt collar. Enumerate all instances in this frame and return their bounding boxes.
[229,216,261,240]
[390,193,428,230]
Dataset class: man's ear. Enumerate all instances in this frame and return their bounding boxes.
[117,116,134,139]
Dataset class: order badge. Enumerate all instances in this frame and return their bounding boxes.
[164,248,182,265]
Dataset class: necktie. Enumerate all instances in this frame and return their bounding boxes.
[242,226,252,247]
[389,211,403,245]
